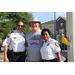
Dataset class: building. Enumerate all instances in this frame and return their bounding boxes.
[56,16,66,36]
[41,19,54,34]
[41,16,66,36]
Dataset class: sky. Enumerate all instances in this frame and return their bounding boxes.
[33,12,66,22]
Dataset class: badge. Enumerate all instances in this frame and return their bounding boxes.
[14,37,16,39]
[54,42,59,47]
[47,43,50,46]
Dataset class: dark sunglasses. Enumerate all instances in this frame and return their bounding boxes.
[17,25,24,27]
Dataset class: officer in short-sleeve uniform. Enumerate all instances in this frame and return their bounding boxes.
[40,38,61,62]
[2,32,11,46]
[5,30,26,62]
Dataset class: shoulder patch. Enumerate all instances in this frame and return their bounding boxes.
[54,42,59,47]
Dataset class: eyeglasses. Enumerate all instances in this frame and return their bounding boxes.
[17,25,24,27]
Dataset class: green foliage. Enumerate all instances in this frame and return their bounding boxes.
[0,12,33,39]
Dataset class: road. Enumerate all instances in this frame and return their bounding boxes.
[0,51,4,62]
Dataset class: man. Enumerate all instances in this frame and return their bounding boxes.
[25,17,43,62]
[4,21,26,62]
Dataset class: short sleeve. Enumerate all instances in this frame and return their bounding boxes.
[5,34,11,46]
[53,41,61,53]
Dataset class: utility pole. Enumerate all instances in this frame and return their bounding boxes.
[67,12,75,62]
[54,12,56,34]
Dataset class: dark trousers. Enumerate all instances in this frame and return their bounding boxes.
[42,58,58,62]
[7,51,25,62]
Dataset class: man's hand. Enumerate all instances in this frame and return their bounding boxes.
[4,57,9,62]
[4,45,9,62]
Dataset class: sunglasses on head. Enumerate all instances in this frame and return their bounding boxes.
[17,25,24,27]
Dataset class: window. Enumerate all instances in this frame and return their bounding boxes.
[43,27,45,29]
[42,25,45,29]
[60,23,63,27]
[49,24,52,28]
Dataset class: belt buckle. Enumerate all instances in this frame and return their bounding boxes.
[14,52,20,55]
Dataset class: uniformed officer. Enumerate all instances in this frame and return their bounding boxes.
[40,29,61,62]
[4,21,26,62]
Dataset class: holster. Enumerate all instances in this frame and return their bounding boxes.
[7,49,14,58]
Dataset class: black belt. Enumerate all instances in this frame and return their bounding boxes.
[42,58,57,62]
[14,51,25,55]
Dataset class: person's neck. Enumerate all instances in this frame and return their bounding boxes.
[32,28,39,32]
[17,30,22,33]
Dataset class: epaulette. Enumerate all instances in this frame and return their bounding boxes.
[10,31,14,34]
[6,31,14,39]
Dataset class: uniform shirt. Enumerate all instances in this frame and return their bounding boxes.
[26,29,43,61]
[6,30,26,52]
[40,38,61,60]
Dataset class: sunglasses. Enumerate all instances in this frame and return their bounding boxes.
[17,25,24,27]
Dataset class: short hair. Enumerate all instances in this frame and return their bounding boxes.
[17,21,24,25]
[41,28,51,36]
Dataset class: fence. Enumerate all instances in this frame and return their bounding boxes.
[51,34,67,52]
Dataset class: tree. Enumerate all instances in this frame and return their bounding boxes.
[0,12,33,39]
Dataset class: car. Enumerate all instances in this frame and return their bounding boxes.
[0,43,4,52]
[0,43,2,52]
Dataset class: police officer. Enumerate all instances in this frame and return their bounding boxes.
[40,29,61,62]
[4,21,26,62]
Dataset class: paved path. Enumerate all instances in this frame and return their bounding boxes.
[0,52,4,62]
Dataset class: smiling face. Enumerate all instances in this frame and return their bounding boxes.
[16,21,24,33]
[42,31,50,42]
[30,22,40,32]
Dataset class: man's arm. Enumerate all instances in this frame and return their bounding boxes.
[4,45,9,62]
[25,41,28,50]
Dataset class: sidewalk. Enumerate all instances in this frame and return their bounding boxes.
[0,52,4,62]
[61,50,68,62]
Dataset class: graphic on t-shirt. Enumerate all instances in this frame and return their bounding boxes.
[29,36,40,46]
